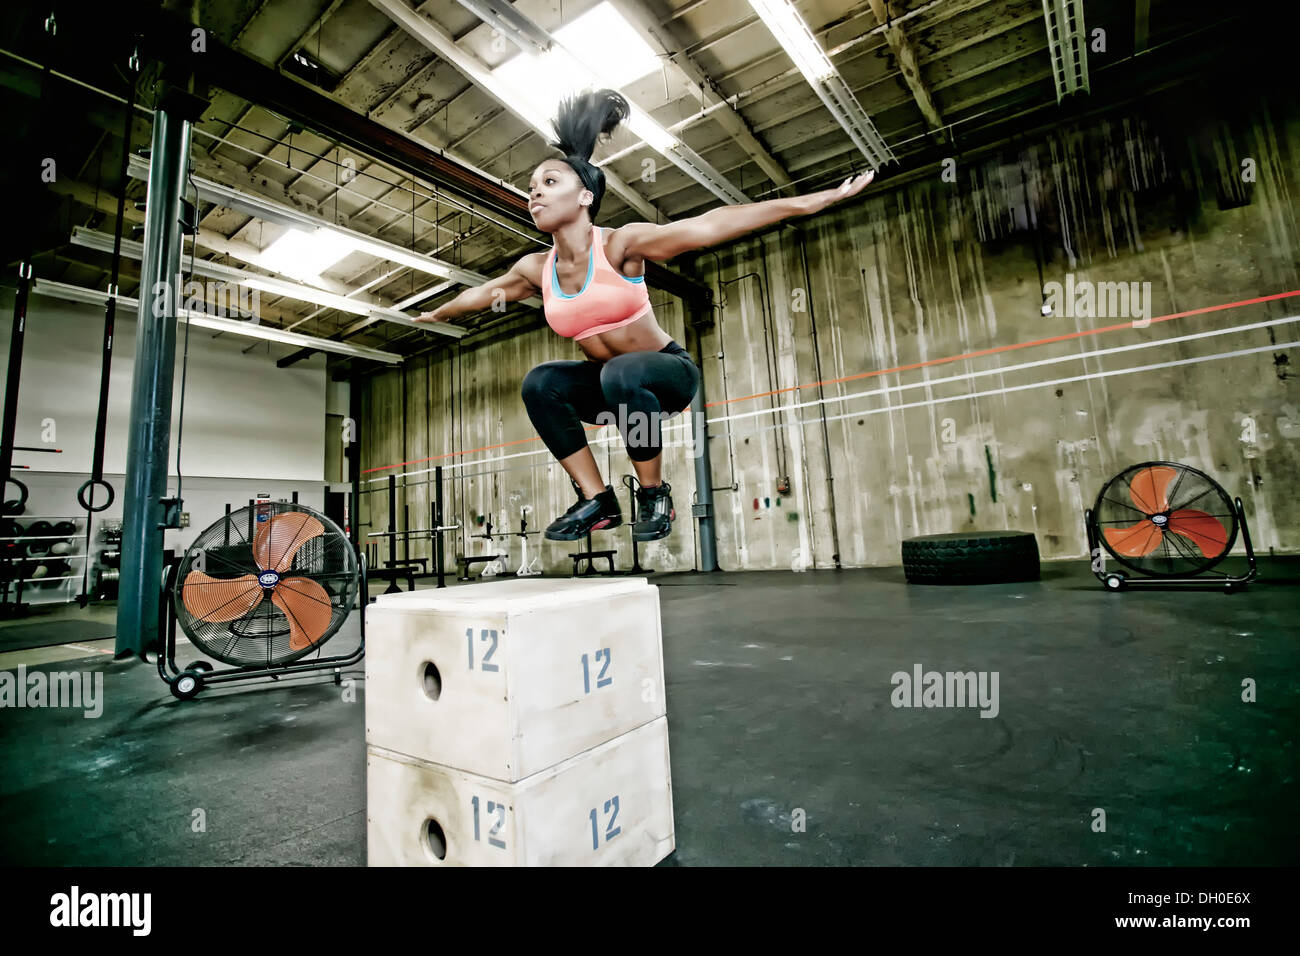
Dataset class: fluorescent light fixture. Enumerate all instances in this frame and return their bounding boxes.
[72,227,371,317]
[554,2,660,87]
[454,0,553,55]
[818,74,897,169]
[31,278,114,308]
[745,0,895,170]
[493,3,677,154]
[127,154,486,288]
[69,226,467,339]
[180,311,405,361]
[748,0,836,84]
[259,227,357,284]
[29,278,403,363]
[492,50,580,125]
[626,109,679,152]
[1042,0,1090,102]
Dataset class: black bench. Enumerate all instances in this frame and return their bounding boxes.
[384,557,428,573]
[368,566,417,595]
[457,554,503,581]
[570,548,617,577]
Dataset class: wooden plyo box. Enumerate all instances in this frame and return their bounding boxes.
[365,578,665,782]
[367,716,674,867]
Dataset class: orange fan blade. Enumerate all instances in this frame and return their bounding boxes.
[181,571,263,623]
[272,577,334,651]
[253,512,325,573]
[1103,521,1164,558]
[1128,465,1179,514]
[1167,509,1230,558]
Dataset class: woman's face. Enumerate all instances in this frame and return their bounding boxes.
[527,161,590,232]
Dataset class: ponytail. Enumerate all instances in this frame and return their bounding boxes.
[548,89,629,223]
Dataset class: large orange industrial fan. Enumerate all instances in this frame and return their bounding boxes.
[1084,462,1257,591]
[158,500,367,699]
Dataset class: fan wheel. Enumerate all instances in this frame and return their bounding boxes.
[1090,462,1238,578]
[171,671,203,700]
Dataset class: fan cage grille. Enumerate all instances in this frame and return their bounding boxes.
[1091,461,1238,577]
[173,502,359,666]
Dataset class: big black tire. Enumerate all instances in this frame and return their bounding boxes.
[902,530,1040,584]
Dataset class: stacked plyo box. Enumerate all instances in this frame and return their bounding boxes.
[365,577,674,866]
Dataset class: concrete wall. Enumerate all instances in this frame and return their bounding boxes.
[362,89,1300,576]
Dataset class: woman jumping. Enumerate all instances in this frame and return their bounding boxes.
[417,89,872,542]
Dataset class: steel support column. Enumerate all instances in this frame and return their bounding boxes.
[686,298,719,572]
[115,85,205,657]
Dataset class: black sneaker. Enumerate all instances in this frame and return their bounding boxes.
[633,481,675,542]
[545,484,622,541]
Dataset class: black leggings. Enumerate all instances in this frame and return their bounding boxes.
[522,341,701,463]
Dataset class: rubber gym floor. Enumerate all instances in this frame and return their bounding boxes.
[1,556,1296,867]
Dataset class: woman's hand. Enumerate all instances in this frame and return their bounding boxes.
[801,170,875,215]
[414,306,448,323]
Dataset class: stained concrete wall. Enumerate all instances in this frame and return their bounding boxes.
[362,88,1299,576]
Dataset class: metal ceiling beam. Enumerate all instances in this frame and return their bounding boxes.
[128,2,530,222]
[282,0,352,63]
[1042,0,1090,102]
[142,138,544,319]
[209,0,487,251]
[70,225,465,338]
[30,277,403,363]
[48,249,340,331]
[606,0,1003,166]
[772,13,1244,216]
[231,0,278,47]
[127,153,502,308]
[865,0,945,132]
[686,0,953,63]
[606,0,795,195]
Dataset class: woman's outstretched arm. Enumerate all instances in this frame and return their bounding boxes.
[414,254,542,323]
[614,170,875,262]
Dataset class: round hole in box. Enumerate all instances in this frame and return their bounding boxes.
[424,818,447,861]
[422,661,442,700]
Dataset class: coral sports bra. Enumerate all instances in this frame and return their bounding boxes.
[541,225,652,340]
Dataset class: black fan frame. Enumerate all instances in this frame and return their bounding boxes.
[171,502,360,667]
[1089,460,1239,578]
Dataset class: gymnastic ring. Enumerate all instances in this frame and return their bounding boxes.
[3,477,29,514]
[77,478,116,513]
